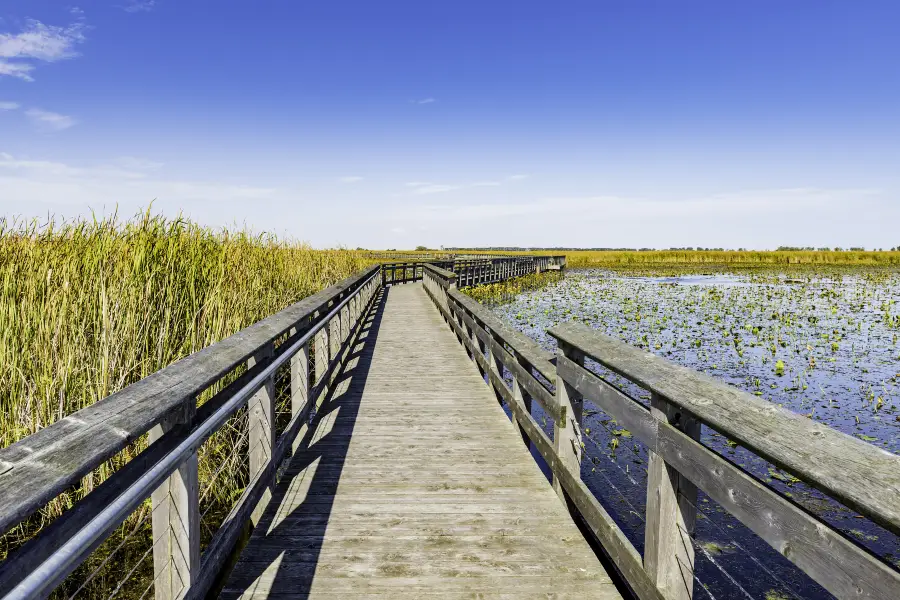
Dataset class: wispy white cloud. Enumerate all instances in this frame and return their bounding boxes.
[116,156,163,171]
[26,108,77,131]
[0,153,278,211]
[405,175,528,195]
[412,98,436,105]
[339,176,363,183]
[0,101,20,110]
[0,153,149,179]
[407,183,461,195]
[120,1,157,13]
[0,61,35,81]
[0,18,87,81]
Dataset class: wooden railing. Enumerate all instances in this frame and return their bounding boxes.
[0,266,382,600]
[0,255,565,600]
[422,264,900,600]
[382,254,566,287]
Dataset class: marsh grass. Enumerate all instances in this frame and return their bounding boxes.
[0,210,367,596]
[461,271,564,305]
[562,249,900,268]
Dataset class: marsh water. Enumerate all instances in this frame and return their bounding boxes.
[486,269,900,600]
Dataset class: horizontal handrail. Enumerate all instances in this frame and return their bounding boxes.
[549,321,900,537]
[421,267,564,422]
[422,263,457,287]
[0,265,380,536]
[386,256,566,287]
[423,270,900,600]
[1,270,382,600]
[449,291,556,384]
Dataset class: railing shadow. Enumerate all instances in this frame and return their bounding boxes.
[219,286,389,599]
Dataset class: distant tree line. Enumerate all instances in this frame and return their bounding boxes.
[444,246,900,252]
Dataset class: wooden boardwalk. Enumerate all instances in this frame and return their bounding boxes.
[222,283,621,599]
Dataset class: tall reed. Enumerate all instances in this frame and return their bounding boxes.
[0,211,368,585]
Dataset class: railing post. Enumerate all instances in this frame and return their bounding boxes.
[248,344,275,525]
[511,355,533,447]
[553,342,584,504]
[644,393,700,600]
[460,311,476,362]
[290,319,311,454]
[471,321,488,379]
[150,400,199,600]
[329,298,341,364]
[314,308,329,389]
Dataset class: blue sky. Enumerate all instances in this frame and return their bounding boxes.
[1,1,898,249]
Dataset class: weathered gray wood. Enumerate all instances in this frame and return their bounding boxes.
[190,277,381,600]
[448,298,564,421]
[224,284,620,599]
[556,354,657,447]
[0,266,380,535]
[449,290,556,383]
[150,398,200,600]
[498,358,666,600]
[328,300,341,364]
[0,423,191,596]
[289,331,310,455]
[643,394,698,600]
[511,355,532,447]
[555,327,900,600]
[248,346,276,526]
[548,321,900,536]
[656,422,900,600]
[313,313,330,392]
[553,343,584,504]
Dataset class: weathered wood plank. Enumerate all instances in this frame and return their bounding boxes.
[657,421,900,600]
[553,344,583,505]
[497,361,666,600]
[150,400,200,600]
[554,325,900,600]
[643,394,698,600]
[248,347,275,525]
[548,321,900,536]
[556,354,657,446]
[449,290,556,383]
[448,301,563,421]
[224,284,620,599]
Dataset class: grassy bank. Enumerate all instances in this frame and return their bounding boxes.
[0,211,367,595]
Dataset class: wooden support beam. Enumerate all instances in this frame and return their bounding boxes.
[150,400,199,600]
[644,393,700,600]
[289,320,310,455]
[248,345,275,525]
[553,342,584,505]
[314,309,330,390]
[511,354,533,447]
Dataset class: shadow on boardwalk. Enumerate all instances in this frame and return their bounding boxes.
[220,286,389,599]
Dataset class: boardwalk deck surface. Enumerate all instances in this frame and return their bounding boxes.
[222,283,621,599]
